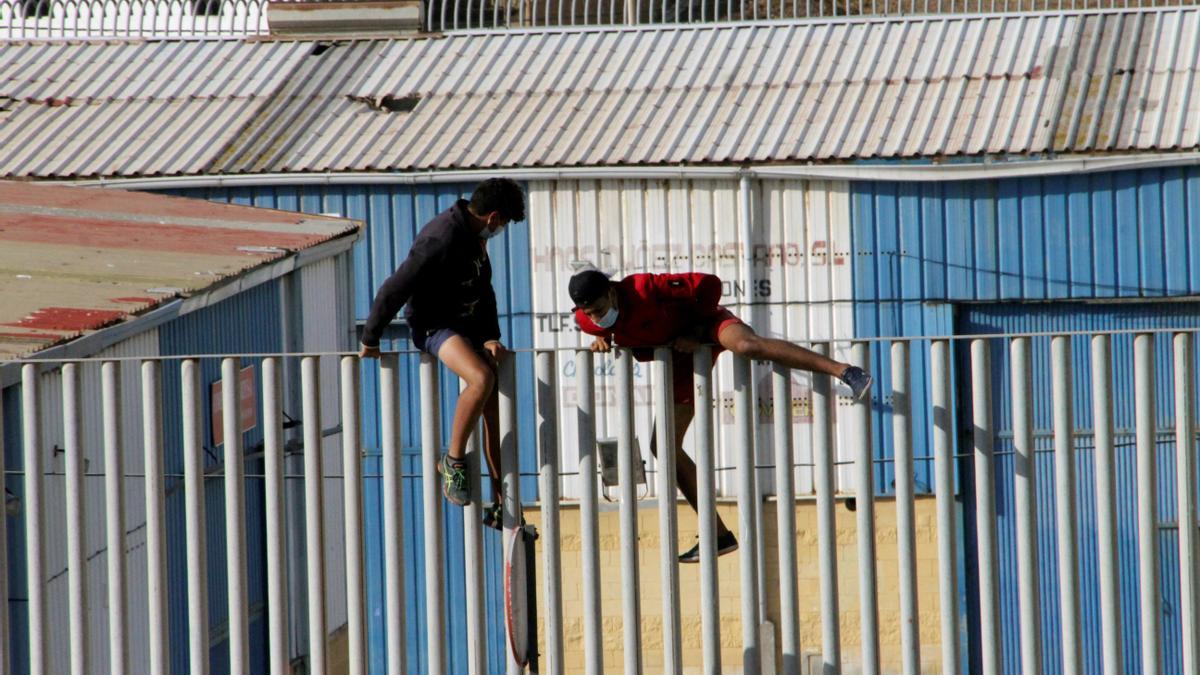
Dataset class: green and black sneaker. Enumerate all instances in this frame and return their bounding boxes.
[440,454,471,506]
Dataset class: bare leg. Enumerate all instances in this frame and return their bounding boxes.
[717,322,849,376]
[480,384,502,504]
[436,336,496,462]
[650,403,732,537]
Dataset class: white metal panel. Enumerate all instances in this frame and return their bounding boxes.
[529,178,855,500]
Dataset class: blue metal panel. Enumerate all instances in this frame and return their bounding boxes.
[175,183,536,675]
[956,302,1200,675]
[2,385,28,674]
[157,279,282,675]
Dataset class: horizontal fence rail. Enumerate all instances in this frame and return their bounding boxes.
[1,0,1192,38]
[0,328,1197,674]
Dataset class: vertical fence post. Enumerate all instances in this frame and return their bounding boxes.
[63,363,88,675]
[891,341,919,675]
[930,340,959,675]
[773,361,799,673]
[380,354,408,674]
[575,350,603,675]
[1176,333,1199,675]
[341,356,367,675]
[103,361,129,674]
[653,348,682,674]
[263,358,289,675]
[221,358,249,674]
[302,356,328,675]
[538,351,566,674]
[142,360,169,675]
[733,354,761,673]
[694,347,722,674]
[420,354,446,675]
[850,342,878,675]
[616,348,643,674]
[970,339,1001,675]
[1091,335,1124,675]
[1010,337,1041,675]
[182,359,210,675]
[813,343,840,672]
[1052,336,1081,675]
[1135,333,1161,675]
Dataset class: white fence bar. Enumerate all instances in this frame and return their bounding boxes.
[1134,333,1161,675]
[263,358,289,675]
[850,342,878,675]
[930,340,959,675]
[340,356,367,675]
[890,341,919,675]
[221,358,249,674]
[380,354,408,675]
[182,359,210,675]
[1176,333,1200,675]
[463,379,486,675]
[733,354,761,673]
[21,364,45,675]
[141,360,169,675]
[653,347,682,675]
[970,339,1002,675]
[420,354,446,675]
[772,361,799,673]
[812,343,840,672]
[63,363,88,675]
[575,350,604,675]
[537,351,566,674]
[102,361,129,675]
[301,356,328,675]
[1052,336,1081,675]
[616,349,643,674]
[1009,337,1041,675]
[499,356,522,675]
[1091,335,1123,675]
[694,347,721,674]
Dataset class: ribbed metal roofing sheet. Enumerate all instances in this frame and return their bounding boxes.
[2,8,1199,178]
[0,181,359,359]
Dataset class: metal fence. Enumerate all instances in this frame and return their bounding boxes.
[1,0,1194,39]
[2,329,1199,673]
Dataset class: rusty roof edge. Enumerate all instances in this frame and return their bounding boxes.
[0,227,360,386]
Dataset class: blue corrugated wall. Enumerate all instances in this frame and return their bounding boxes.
[181,183,537,675]
[853,167,1200,675]
[158,279,283,675]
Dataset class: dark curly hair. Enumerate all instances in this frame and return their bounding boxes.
[469,178,526,223]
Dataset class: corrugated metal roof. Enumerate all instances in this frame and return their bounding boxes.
[1,8,1199,178]
[0,181,360,359]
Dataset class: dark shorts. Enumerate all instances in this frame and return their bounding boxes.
[414,327,487,357]
[672,308,744,405]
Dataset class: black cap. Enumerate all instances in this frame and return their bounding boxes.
[568,270,612,307]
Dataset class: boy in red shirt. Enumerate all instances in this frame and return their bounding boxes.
[569,269,871,562]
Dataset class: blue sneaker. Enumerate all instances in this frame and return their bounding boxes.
[840,366,873,402]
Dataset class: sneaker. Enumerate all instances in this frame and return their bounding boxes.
[679,531,738,564]
[440,454,471,506]
[839,365,873,402]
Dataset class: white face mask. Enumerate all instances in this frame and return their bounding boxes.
[594,306,619,329]
[479,223,504,240]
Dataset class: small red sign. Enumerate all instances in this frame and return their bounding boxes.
[212,365,258,446]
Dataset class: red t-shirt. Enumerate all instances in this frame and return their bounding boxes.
[574,273,725,352]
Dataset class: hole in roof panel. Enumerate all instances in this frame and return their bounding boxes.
[311,43,333,56]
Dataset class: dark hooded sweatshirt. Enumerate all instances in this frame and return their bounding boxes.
[361,199,500,349]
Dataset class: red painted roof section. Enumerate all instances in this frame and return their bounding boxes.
[0,181,361,360]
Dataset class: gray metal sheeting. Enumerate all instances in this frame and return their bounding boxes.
[2,8,1200,178]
